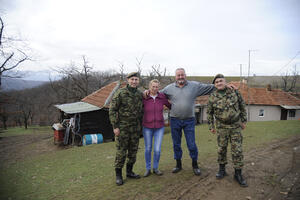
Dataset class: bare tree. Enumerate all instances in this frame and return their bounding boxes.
[116,60,125,80]
[50,56,93,101]
[50,56,120,104]
[135,56,147,88]
[281,65,299,92]
[0,16,31,88]
[147,64,173,88]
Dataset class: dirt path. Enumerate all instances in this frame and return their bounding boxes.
[152,135,300,200]
[0,133,68,167]
[0,133,299,199]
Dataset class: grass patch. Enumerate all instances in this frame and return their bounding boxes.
[0,126,52,137]
[0,120,299,200]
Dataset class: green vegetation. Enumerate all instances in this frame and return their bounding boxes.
[165,76,242,84]
[0,126,51,137]
[0,120,299,200]
[187,76,241,83]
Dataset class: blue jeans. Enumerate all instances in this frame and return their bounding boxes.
[143,127,165,170]
[170,117,198,160]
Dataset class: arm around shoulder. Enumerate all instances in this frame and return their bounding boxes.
[196,81,215,96]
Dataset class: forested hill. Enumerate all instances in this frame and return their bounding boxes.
[1,77,47,91]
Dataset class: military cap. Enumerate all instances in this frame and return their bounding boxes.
[126,72,140,79]
[212,74,225,84]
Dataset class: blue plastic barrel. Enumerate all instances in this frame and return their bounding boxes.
[82,134,103,145]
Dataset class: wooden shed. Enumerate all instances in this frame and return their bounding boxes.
[54,80,127,145]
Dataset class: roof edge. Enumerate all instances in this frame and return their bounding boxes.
[103,80,122,107]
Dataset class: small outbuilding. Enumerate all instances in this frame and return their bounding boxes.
[54,80,127,145]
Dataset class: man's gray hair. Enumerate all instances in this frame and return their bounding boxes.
[175,68,186,74]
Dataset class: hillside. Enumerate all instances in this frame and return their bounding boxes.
[1,77,47,91]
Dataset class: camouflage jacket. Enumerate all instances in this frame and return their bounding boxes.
[109,84,143,129]
[207,88,247,129]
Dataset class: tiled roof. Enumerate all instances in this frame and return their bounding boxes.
[82,80,300,108]
[195,82,300,106]
[231,81,300,106]
[81,81,127,108]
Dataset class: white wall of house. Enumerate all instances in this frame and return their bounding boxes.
[201,105,287,122]
[248,105,281,121]
[203,107,208,122]
[200,105,300,123]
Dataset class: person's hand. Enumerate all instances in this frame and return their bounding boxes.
[113,128,120,136]
[241,123,246,130]
[226,83,237,90]
[143,90,150,98]
[210,129,216,134]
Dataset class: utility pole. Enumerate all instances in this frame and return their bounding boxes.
[240,64,242,84]
[247,50,258,121]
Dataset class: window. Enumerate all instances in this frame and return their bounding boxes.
[258,109,264,117]
[289,110,296,118]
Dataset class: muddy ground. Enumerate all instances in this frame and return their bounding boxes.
[0,133,299,200]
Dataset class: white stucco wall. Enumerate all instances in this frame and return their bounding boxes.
[248,105,281,121]
[203,107,208,122]
[201,105,295,122]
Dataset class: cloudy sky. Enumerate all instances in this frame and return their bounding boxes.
[1,0,300,80]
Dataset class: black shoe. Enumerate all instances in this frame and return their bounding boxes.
[153,169,163,176]
[115,168,123,186]
[144,170,151,177]
[234,169,248,187]
[216,164,227,179]
[193,168,201,176]
[126,164,141,179]
[192,160,201,176]
[172,159,182,173]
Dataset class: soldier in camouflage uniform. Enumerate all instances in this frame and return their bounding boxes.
[109,72,143,186]
[207,74,248,187]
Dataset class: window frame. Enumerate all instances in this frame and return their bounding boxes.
[258,109,264,117]
[288,109,296,118]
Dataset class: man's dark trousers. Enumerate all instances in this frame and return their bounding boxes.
[170,117,198,160]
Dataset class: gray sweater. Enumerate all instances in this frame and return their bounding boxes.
[162,81,215,119]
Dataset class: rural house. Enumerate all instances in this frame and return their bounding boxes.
[196,82,300,123]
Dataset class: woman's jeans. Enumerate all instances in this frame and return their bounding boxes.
[143,127,165,170]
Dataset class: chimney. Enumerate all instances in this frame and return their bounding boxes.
[267,84,272,91]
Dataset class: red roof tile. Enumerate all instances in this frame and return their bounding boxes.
[83,81,300,108]
[81,81,127,108]
[230,81,300,106]
[195,82,300,106]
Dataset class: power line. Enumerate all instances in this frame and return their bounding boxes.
[272,51,300,76]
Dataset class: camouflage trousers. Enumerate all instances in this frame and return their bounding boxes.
[217,127,244,169]
[114,125,141,169]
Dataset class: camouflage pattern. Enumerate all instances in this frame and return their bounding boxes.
[207,88,247,169]
[217,128,243,169]
[114,126,141,168]
[207,88,247,130]
[109,84,143,168]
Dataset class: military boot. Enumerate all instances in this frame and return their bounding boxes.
[216,164,227,179]
[126,164,141,179]
[192,160,201,176]
[115,168,123,186]
[172,159,182,173]
[234,168,248,187]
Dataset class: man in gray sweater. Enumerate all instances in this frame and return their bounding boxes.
[161,68,215,175]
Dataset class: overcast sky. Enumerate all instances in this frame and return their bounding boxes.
[1,0,300,80]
